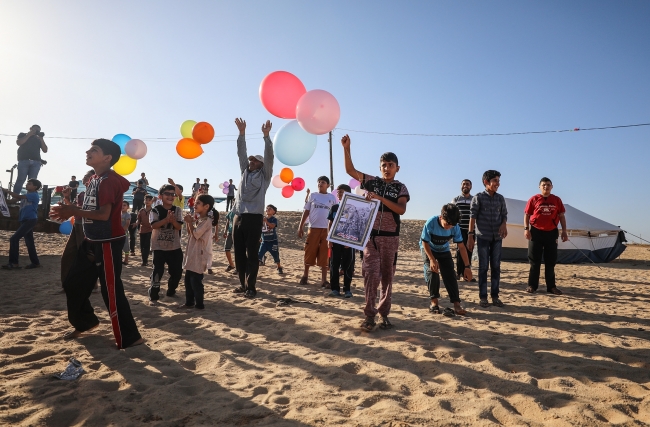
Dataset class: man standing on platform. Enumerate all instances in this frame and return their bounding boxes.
[232,118,273,299]
[451,179,476,282]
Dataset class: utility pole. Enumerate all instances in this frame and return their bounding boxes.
[328,131,334,191]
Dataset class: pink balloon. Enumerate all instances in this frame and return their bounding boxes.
[125,139,147,160]
[222,187,229,194]
[272,175,288,188]
[296,89,341,135]
[290,177,305,191]
[348,178,360,189]
[223,181,229,187]
[281,186,294,198]
[259,71,306,119]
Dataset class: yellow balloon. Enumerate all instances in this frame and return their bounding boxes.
[180,120,197,138]
[113,155,137,176]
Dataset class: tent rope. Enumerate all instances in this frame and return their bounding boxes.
[622,230,650,245]
[567,239,602,269]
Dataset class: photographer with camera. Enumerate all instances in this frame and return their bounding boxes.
[13,125,48,195]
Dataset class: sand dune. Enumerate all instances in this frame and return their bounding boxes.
[1,213,649,426]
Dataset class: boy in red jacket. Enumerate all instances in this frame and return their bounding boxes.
[51,139,143,349]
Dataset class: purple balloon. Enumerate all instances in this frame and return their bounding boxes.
[223,181,229,187]
[349,178,360,188]
[222,187,229,194]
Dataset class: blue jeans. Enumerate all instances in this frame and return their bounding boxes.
[13,160,42,193]
[9,219,39,265]
[477,237,502,300]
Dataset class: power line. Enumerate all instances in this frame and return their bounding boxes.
[1,121,648,141]
[334,122,650,137]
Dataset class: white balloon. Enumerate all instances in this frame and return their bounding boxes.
[272,175,289,188]
[354,185,366,196]
[124,139,147,160]
[219,183,225,189]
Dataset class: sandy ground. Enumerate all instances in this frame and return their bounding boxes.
[1,212,649,426]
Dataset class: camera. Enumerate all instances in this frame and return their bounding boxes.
[37,132,45,137]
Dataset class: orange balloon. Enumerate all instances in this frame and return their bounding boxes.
[280,167,294,183]
[192,122,215,144]
[176,138,204,159]
[70,216,75,225]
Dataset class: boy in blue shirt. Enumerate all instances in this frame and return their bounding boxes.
[2,179,42,269]
[420,204,472,316]
[258,204,283,274]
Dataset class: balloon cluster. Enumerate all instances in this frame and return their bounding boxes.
[272,167,305,198]
[111,134,148,176]
[218,181,231,195]
[259,71,340,167]
[176,120,215,159]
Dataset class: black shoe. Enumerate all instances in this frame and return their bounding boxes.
[244,290,257,298]
[225,265,235,272]
[277,267,284,275]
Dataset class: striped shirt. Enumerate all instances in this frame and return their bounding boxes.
[451,194,473,231]
[470,191,508,240]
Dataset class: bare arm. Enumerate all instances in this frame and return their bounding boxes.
[38,135,48,153]
[297,210,309,238]
[340,135,363,181]
[50,203,112,222]
[559,212,568,241]
[367,193,407,215]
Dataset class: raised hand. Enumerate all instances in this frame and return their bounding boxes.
[235,118,246,134]
[261,120,272,137]
[341,134,350,149]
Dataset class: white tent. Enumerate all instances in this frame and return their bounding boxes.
[501,198,626,263]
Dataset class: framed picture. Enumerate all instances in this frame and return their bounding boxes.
[327,192,380,251]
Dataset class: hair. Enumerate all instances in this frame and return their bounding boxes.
[266,204,277,214]
[137,180,144,185]
[145,195,154,200]
[380,152,399,166]
[27,178,42,190]
[71,176,77,179]
[462,179,472,185]
[440,203,461,226]
[482,170,501,185]
[539,177,552,185]
[159,184,176,194]
[317,176,330,185]
[122,200,130,207]
[92,138,122,166]
[86,169,95,176]
[176,184,183,192]
[336,184,352,193]
[141,172,146,176]
[229,179,233,182]
[32,124,41,132]
[210,208,219,226]
[197,194,215,211]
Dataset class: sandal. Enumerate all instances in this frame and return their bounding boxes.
[454,307,467,316]
[378,316,393,329]
[299,276,308,286]
[526,287,536,293]
[360,316,376,331]
[232,287,246,294]
[442,307,456,317]
[548,287,563,295]
[429,305,441,314]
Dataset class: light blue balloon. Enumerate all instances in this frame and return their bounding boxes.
[273,120,317,166]
[59,220,73,235]
[112,134,132,155]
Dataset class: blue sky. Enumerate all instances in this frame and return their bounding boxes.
[1,1,649,241]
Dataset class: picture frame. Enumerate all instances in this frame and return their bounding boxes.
[327,192,380,251]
